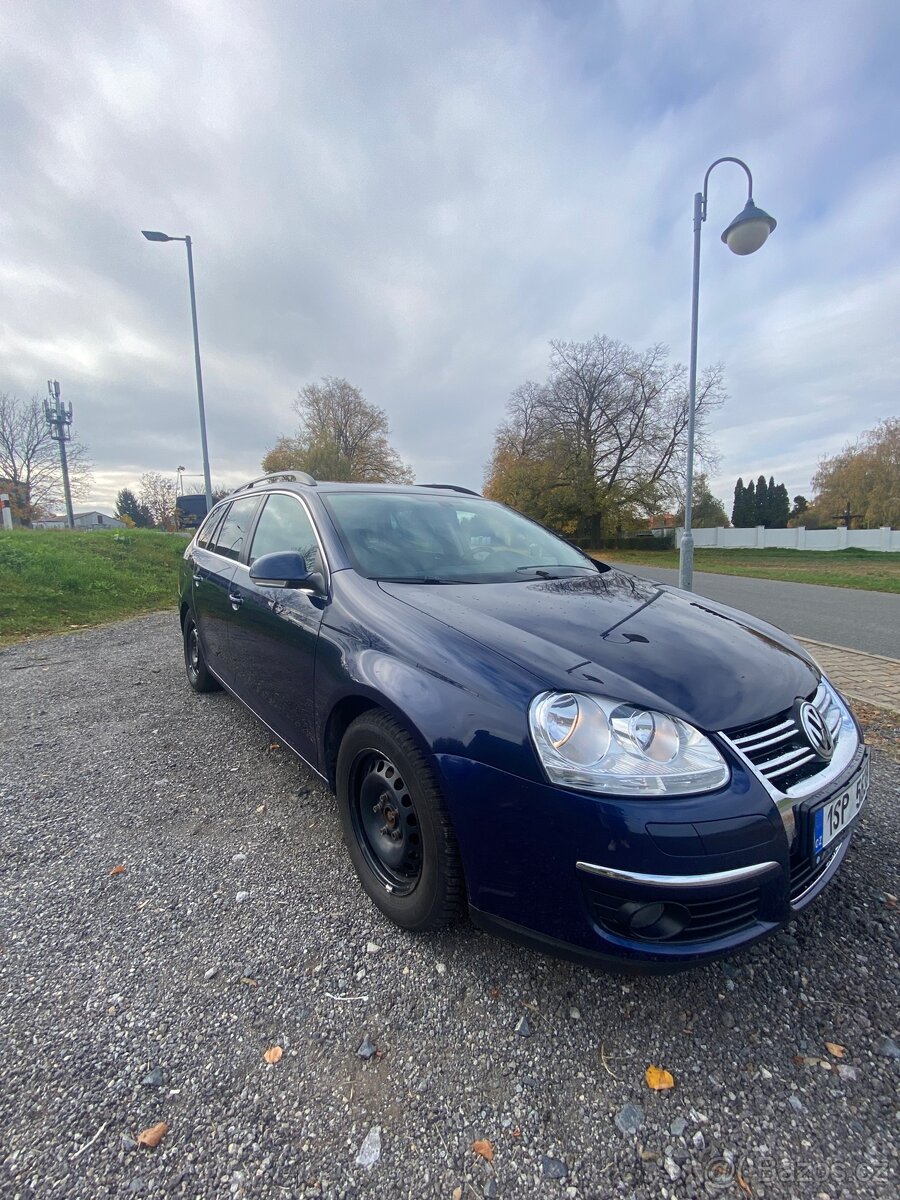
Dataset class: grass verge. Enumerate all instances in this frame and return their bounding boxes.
[594,547,900,593]
[0,528,187,644]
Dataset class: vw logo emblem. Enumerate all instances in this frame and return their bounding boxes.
[798,701,834,760]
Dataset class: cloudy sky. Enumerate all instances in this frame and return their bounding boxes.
[2,0,898,513]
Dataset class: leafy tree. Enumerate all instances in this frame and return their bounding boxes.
[732,477,745,526]
[769,482,790,528]
[115,487,153,528]
[731,476,760,527]
[745,479,755,523]
[789,495,809,523]
[138,472,178,530]
[755,475,769,526]
[810,417,900,527]
[484,336,724,536]
[263,377,413,483]
[0,391,92,523]
[675,474,729,528]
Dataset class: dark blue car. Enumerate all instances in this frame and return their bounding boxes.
[178,473,870,971]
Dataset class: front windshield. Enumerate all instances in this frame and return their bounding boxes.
[322,491,599,583]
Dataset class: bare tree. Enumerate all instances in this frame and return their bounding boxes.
[262,377,414,483]
[484,336,724,534]
[139,471,178,530]
[0,392,92,523]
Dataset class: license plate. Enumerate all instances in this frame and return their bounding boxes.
[812,756,870,860]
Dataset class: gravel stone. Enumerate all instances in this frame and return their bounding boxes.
[141,1066,164,1087]
[235,890,250,903]
[355,1125,381,1169]
[515,1014,531,1037]
[669,1116,687,1137]
[875,1035,900,1058]
[1,613,898,1199]
[356,1035,377,1060]
[540,1155,568,1179]
[615,1103,645,1135]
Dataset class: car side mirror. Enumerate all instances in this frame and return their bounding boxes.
[249,550,324,593]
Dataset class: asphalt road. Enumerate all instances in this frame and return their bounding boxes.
[624,568,900,659]
[1,614,898,1199]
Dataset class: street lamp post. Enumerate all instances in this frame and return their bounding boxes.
[142,230,214,512]
[679,158,777,591]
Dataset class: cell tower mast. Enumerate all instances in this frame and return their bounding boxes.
[44,380,75,529]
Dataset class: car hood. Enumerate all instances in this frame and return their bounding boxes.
[378,569,819,732]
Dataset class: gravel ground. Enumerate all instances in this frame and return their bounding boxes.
[1,612,898,1200]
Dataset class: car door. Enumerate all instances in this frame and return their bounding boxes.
[191,495,260,683]
[228,491,327,766]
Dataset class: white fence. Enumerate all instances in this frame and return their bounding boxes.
[675,526,900,552]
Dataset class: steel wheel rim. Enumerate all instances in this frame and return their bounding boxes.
[348,749,423,895]
[187,626,200,677]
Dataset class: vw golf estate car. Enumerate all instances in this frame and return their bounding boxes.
[178,473,869,971]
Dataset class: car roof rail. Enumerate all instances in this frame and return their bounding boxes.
[232,471,317,494]
[419,483,481,496]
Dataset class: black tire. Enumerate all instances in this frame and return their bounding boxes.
[183,614,221,694]
[336,710,465,931]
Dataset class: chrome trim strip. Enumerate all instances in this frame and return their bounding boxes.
[733,726,795,753]
[732,717,794,748]
[575,860,780,888]
[766,751,817,780]
[756,743,814,772]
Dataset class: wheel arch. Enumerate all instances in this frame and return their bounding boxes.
[321,686,440,793]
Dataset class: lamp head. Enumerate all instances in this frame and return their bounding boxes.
[142,230,172,242]
[721,200,777,256]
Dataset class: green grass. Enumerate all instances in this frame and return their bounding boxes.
[594,546,900,593]
[0,528,188,644]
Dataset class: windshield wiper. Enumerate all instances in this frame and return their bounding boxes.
[514,563,596,576]
[375,575,458,584]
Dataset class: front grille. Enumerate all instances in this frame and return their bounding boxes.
[724,682,842,793]
[789,843,839,903]
[584,880,762,944]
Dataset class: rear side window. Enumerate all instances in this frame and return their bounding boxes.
[209,496,259,561]
[248,493,323,575]
[196,505,226,550]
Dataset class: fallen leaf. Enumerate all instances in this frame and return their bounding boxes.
[884,893,897,909]
[109,865,126,876]
[825,1042,846,1058]
[137,1122,168,1148]
[510,1127,522,1140]
[737,1170,752,1196]
[488,986,501,999]
[472,1139,494,1162]
[239,976,259,988]
[639,1148,658,1162]
[269,742,281,751]
[263,1045,283,1064]
[645,1064,675,1091]
[452,1189,463,1200]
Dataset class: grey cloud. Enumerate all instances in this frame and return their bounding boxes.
[1,0,898,511]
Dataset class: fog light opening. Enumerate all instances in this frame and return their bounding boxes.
[619,900,690,941]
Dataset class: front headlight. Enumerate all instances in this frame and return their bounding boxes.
[528,692,729,796]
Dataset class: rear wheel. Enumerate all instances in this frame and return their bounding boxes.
[336,710,464,930]
[183,614,220,694]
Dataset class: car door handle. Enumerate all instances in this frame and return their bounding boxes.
[228,592,243,610]
[193,573,203,585]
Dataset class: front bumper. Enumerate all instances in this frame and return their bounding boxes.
[437,740,866,972]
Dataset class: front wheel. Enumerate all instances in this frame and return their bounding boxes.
[336,710,465,931]
[183,614,220,694]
